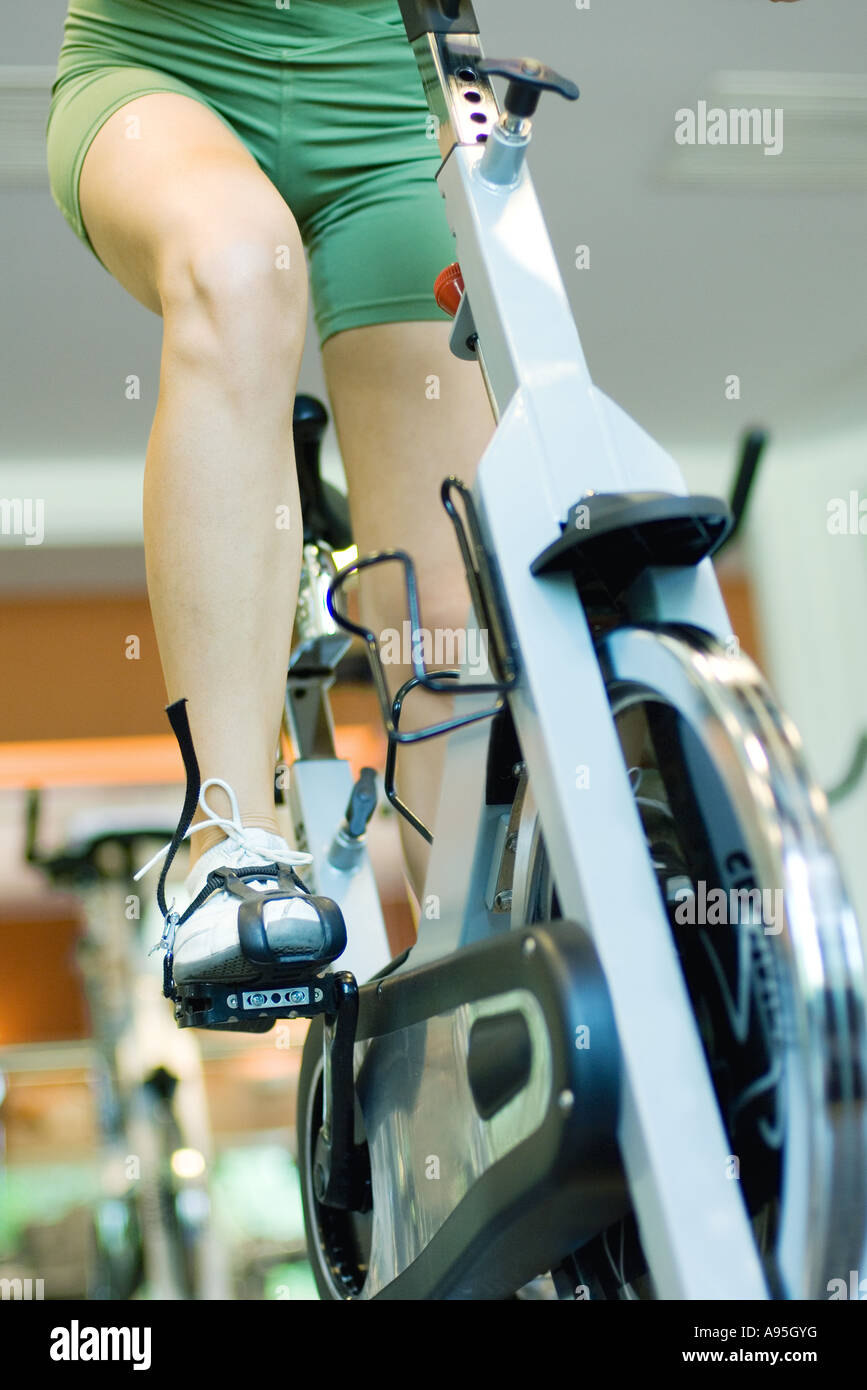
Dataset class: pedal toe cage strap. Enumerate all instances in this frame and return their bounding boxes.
[211,864,347,970]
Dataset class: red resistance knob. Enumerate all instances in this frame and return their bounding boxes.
[434,262,465,317]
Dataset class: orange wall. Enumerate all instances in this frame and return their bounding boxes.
[0,898,90,1045]
[1,595,166,741]
[0,571,763,743]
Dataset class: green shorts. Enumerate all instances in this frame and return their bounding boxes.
[45,0,454,347]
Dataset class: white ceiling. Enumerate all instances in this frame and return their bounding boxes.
[1,0,866,490]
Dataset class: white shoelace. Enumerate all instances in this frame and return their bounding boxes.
[133,776,314,884]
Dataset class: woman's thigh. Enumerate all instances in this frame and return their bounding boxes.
[74,90,305,316]
[45,0,290,308]
[46,0,451,338]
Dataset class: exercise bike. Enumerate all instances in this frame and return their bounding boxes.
[145,0,867,1299]
[26,797,228,1299]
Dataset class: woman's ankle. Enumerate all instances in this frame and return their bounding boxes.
[239,812,281,837]
[188,825,230,868]
[187,812,282,872]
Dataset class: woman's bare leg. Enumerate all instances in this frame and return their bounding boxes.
[322,319,495,899]
[78,93,307,867]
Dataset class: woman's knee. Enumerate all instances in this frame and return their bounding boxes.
[156,214,308,376]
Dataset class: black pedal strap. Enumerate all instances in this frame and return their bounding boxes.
[157,697,201,921]
[178,862,305,927]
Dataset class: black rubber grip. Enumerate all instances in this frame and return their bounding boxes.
[397,0,479,43]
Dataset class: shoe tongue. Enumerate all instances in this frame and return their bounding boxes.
[184,828,290,899]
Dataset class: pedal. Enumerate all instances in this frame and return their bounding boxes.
[164,864,349,1030]
[146,699,350,1028]
[174,968,345,1032]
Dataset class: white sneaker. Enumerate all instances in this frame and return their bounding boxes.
[136,777,325,985]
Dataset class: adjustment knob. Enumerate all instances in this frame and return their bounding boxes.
[477,56,579,120]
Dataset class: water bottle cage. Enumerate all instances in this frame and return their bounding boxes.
[326,476,520,844]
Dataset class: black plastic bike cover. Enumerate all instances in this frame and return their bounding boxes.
[397,0,479,42]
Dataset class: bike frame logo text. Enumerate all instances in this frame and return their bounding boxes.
[675,101,784,157]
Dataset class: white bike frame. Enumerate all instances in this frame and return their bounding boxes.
[391,24,768,1299]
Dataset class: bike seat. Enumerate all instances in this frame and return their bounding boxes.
[293,394,353,551]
